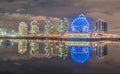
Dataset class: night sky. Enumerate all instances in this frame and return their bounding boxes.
[0,0,120,74]
[0,0,120,33]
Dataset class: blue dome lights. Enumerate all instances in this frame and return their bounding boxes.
[70,46,90,63]
[71,14,90,33]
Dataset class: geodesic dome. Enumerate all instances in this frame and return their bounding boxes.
[71,14,90,33]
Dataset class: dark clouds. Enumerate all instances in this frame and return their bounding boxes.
[0,0,120,15]
[0,0,16,2]
[0,0,120,33]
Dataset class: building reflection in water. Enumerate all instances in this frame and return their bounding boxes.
[44,40,68,59]
[44,40,54,58]
[30,40,39,56]
[18,40,27,54]
[0,39,109,63]
[95,44,108,59]
[56,41,68,60]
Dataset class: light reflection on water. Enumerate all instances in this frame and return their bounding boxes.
[1,39,120,73]
[0,39,110,63]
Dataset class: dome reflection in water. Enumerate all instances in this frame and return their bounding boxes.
[70,46,90,63]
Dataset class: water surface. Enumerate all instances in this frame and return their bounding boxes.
[0,39,120,74]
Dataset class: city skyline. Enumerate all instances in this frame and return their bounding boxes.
[0,0,120,34]
[0,0,120,74]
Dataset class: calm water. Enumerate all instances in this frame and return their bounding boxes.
[0,39,120,74]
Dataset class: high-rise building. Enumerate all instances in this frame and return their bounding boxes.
[10,30,16,37]
[30,20,39,35]
[44,19,52,35]
[102,22,108,33]
[0,28,7,36]
[96,19,108,34]
[19,22,28,36]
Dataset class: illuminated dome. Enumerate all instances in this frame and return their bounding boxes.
[71,14,90,33]
[70,46,90,63]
